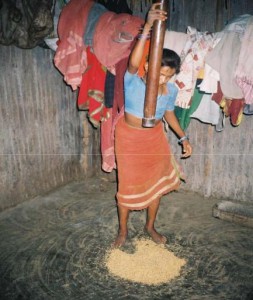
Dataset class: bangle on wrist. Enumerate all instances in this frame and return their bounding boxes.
[178,135,189,145]
[137,33,151,40]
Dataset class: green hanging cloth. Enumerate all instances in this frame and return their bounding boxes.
[175,80,206,130]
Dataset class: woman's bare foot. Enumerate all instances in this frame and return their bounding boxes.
[113,230,128,248]
[144,226,167,244]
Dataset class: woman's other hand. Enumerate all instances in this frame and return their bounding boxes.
[181,140,192,158]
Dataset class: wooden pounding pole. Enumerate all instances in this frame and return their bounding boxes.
[142,0,169,128]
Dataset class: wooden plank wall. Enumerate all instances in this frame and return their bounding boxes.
[129,0,253,32]
[0,46,95,211]
[169,117,253,202]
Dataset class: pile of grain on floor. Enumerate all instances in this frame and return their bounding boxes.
[105,239,186,285]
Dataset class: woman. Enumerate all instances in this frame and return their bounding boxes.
[114,4,192,247]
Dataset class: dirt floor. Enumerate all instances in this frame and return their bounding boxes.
[0,177,253,300]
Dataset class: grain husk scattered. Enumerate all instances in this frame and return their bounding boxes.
[105,239,186,285]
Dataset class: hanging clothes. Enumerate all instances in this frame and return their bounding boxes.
[205,31,243,99]
[174,79,205,131]
[163,30,189,56]
[77,47,110,127]
[205,15,251,100]
[243,104,253,115]
[190,94,220,126]
[174,27,218,108]
[100,106,124,172]
[212,82,244,126]
[100,109,116,172]
[54,0,94,90]
[101,55,134,172]
[84,2,108,47]
[234,16,253,105]
[198,63,220,94]
[104,71,116,108]
[92,11,143,68]
[227,99,244,126]
[113,57,129,117]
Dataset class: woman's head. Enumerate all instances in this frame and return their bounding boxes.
[144,48,181,85]
[159,49,181,85]
[161,48,181,74]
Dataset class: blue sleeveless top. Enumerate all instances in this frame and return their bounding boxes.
[124,70,178,119]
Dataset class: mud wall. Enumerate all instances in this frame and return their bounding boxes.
[0,45,97,211]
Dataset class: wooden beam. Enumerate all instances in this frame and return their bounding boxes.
[213,200,253,228]
[142,0,169,127]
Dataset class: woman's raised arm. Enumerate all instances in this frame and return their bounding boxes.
[128,4,167,74]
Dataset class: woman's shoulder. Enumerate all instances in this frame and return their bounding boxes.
[125,69,140,77]
[167,81,178,90]
[166,81,178,96]
[124,69,142,83]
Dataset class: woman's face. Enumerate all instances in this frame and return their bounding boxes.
[144,63,176,85]
[158,66,176,85]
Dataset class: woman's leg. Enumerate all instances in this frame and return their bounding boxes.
[113,205,130,247]
[144,197,167,244]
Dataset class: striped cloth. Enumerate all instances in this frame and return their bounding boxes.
[115,116,184,210]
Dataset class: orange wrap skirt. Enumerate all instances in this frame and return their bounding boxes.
[115,116,184,210]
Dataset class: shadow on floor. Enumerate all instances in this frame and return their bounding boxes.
[0,178,252,300]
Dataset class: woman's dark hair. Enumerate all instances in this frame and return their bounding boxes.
[161,48,181,74]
